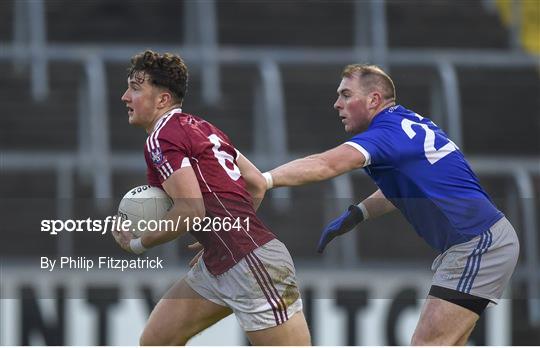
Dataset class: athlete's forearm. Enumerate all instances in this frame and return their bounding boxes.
[270,154,338,188]
[269,145,365,188]
[236,152,266,211]
[358,189,396,219]
[247,184,265,211]
[140,199,205,248]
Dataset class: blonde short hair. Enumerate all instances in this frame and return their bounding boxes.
[342,64,396,101]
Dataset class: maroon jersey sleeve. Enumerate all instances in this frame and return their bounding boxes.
[145,115,192,185]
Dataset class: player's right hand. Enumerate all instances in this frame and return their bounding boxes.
[317,205,365,253]
[112,219,135,253]
[188,242,204,267]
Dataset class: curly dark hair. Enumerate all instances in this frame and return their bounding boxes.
[127,50,188,103]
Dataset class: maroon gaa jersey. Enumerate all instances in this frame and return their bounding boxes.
[144,108,275,275]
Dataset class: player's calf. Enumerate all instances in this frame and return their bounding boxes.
[139,325,188,346]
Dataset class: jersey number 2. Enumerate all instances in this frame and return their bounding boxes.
[401,117,457,164]
[208,134,241,180]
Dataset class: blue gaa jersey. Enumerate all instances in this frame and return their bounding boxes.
[345,105,503,253]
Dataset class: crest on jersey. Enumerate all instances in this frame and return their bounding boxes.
[151,148,164,165]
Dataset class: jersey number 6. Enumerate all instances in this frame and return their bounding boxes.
[401,118,457,165]
[208,134,241,180]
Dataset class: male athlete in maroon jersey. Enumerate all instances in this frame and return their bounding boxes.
[112,50,310,345]
[144,110,275,275]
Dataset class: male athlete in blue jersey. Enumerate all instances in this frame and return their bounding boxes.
[262,64,519,345]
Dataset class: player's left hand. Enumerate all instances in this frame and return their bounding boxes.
[317,205,365,253]
[112,217,136,253]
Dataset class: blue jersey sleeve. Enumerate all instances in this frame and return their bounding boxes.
[345,126,396,166]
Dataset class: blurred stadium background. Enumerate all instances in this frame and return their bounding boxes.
[1,0,539,345]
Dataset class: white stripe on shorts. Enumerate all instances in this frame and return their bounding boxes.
[245,254,282,325]
[250,253,289,321]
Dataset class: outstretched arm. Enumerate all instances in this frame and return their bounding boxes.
[266,144,366,188]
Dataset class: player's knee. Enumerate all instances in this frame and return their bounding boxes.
[139,334,188,346]
[300,330,312,346]
[139,326,189,346]
[411,325,442,346]
[410,331,429,346]
[412,324,463,346]
[139,329,153,346]
[139,327,160,346]
[411,329,436,346]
